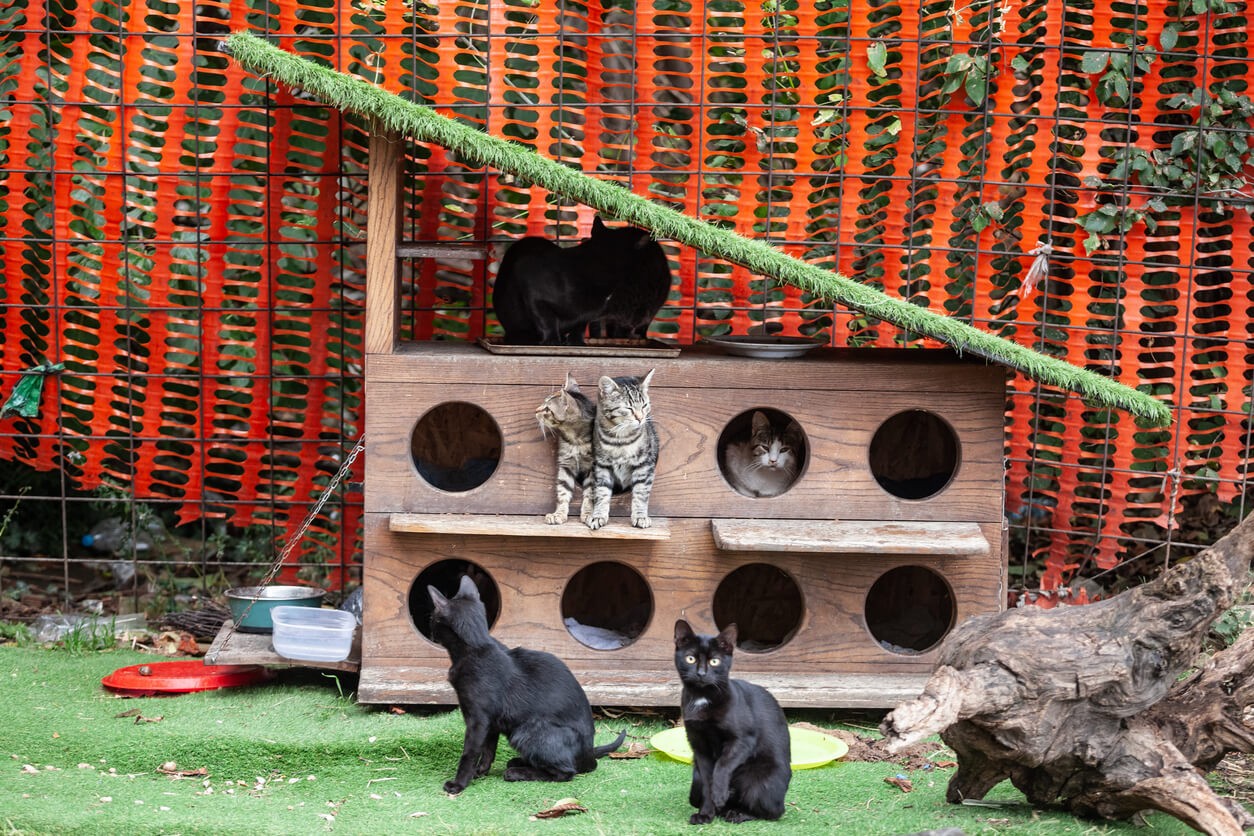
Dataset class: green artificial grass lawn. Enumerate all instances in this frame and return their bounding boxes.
[0,646,1202,835]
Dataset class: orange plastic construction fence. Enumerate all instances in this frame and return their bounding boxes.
[0,0,1250,596]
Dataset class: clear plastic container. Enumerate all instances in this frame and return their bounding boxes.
[270,606,356,662]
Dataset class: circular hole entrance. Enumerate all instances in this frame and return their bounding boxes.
[409,560,501,642]
[712,563,803,652]
[865,565,955,655]
[716,408,807,498]
[411,402,501,492]
[869,409,959,499]
[562,562,652,650]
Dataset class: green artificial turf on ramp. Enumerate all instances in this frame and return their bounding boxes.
[1,645,1197,835]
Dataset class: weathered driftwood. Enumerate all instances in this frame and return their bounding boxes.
[880,512,1254,836]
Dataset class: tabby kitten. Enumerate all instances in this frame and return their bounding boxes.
[492,216,660,346]
[587,369,659,530]
[536,372,596,525]
[722,411,803,498]
[674,619,791,824]
[427,575,626,794]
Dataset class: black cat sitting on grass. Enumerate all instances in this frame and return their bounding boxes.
[427,575,626,794]
[492,216,671,346]
[675,619,791,824]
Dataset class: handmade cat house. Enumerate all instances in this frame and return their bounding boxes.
[221,35,1172,709]
[356,135,1007,709]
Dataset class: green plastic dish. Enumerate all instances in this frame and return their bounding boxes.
[650,726,848,770]
[224,585,325,633]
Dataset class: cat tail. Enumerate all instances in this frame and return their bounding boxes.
[593,729,628,758]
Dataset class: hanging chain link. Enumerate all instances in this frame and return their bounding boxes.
[215,435,366,652]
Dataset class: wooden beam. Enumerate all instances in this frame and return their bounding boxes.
[365,129,402,355]
[389,512,671,540]
[711,519,990,556]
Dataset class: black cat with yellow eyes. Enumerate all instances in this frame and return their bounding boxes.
[674,619,791,824]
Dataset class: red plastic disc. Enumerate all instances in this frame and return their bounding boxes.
[102,660,270,695]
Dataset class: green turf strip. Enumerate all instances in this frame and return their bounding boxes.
[220,31,1171,426]
[0,645,1197,835]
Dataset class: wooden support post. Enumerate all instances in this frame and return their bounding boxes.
[366,128,402,356]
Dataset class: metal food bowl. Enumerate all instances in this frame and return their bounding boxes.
[224,585,326,633]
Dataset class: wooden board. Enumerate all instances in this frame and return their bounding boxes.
[358,665,933,709]
[204,622,361,673]
[390,513,670,539]
[477,337,681,358]
[711,519,990,556]
[359,514,1007,705]
[364,358,1007,522]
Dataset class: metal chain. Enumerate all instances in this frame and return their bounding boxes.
[216,436,366,651]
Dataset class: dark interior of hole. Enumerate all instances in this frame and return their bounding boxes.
[411,402,501,492]
[865,566,954,654]
[408,560,501,641]
[561,562,652,649]
[869,410,958,499]
[712,564,803,652]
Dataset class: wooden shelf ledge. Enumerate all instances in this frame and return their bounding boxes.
[388,513,671,540]
[711,519,990,556]
[204,622,361,673]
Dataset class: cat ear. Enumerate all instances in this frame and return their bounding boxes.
[751,411,771,433]
[428,585,450,613]
[598,375,617,397]
[633,229,653,249]
[592,215,607,235]
[564,372,581,394]
[716,623,738,653]
[674,619,695,645]
[641,368,655,390]
[457,574,481,602]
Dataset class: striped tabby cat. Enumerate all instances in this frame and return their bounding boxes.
[722,411,803,498]
[536,372,596,525]
[587,369,659,530]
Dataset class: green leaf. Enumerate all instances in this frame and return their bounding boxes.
[1010,55,1030,74]
[965,74,988,104]
[867,42,888,78]
[1084,231,1104,255]
[1081,50,1109,75]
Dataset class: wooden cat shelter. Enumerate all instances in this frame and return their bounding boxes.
[357,135,1008,709]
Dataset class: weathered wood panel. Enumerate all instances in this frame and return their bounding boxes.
[361,514,1006,705]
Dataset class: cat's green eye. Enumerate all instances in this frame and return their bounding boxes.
[709,658,721,666]
[685,655,696,664]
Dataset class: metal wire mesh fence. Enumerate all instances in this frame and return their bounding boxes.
[0,0,1251,615]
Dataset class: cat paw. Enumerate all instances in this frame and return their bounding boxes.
[545,511,567,525]
[631,513,652,528]
[688,813,715,825]
[442,780,466,795]
[721,809,755,823]
[586,514,608,530]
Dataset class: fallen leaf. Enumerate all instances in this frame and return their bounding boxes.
[607,742,651,760]
[158,763,208,778]
[933,759,957,768]
[408,811,429,818]
[134,714,163,724]
[21,764,39,774]
[115,709,142,719]
[884,775,913,793]
[389,706,407,715]
[530,798,587,820]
